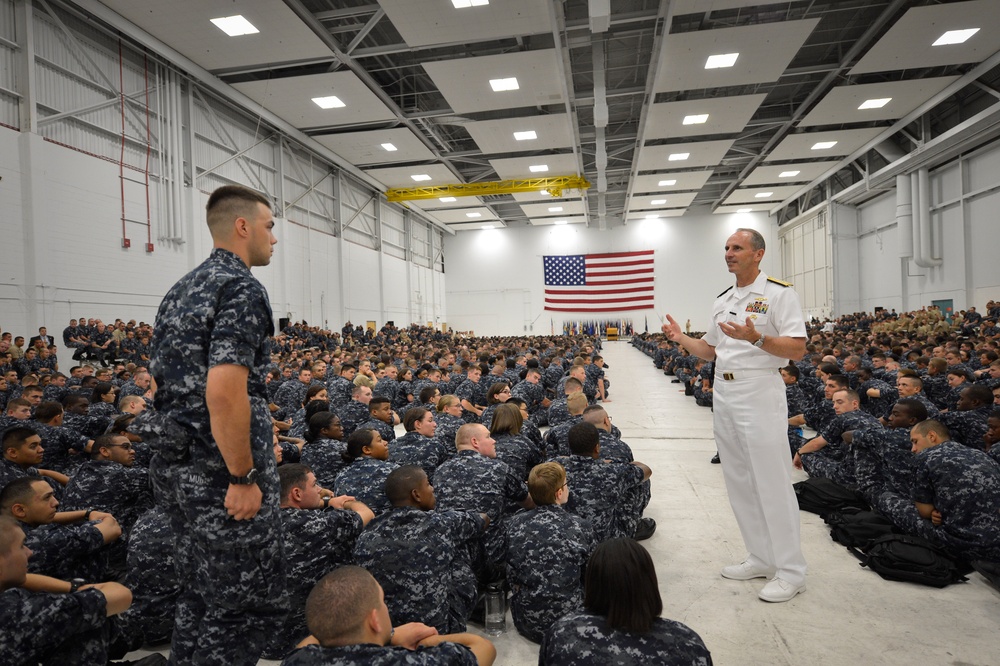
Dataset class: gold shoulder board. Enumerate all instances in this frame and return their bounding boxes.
[767,277,793,288]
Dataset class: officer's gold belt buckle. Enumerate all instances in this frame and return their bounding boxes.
[723,372,735,380]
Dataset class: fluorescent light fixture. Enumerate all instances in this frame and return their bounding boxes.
[651,199,667,205]
[548,206,563,212]
[489,77,519,92]
[737,208,753,213]
[539,190,551,196]
[778,170,800,178]
[210,15,259,37]
[755,192,773,198]
[658,179,677,187]
[682,114,709,125]
[932,28,979,46]
[858,98,892,110]
[554,220,568,225]
[513,130,537,141]
[466,212,482,218]
[645,214,659,219]
[410,174,432,182]
[380,143,398,151]
[482,224,495,230]
[312,96,345,109]
[439,197,457,203]
[529,164,549,173]
[668,153,690,161]
[705,53,739,69]
[811,141,838,150]
[453,0,489,7]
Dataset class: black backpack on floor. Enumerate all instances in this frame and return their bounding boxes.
[825,507,897,550]
[855,534,968,588]
[793,477,869,515]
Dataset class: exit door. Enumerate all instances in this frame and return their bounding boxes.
[931,299,954,322]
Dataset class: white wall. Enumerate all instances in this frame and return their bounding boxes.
[443,210,782,336]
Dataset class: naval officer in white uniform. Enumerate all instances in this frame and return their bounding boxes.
[663,227,807,602]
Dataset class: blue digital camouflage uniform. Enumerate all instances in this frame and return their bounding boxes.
[263,507,366,660]
[146,247,287,666]
[326,376,355,409]
[274,380,310,419]
[354,506,484,633]
[540,612,713,666]
[546,397,571,427]
[479,403,501,430]
[118,380,145,399]
[0,586,110,666]
[333,457,399,515]
[118,507,179,647]
[556,454,646,543]
[337,400,371,439]
[88,401,118,420]
[434,412,464,453]
[358,417,397,444]
[21,520,109,581]
[300,439,348,490]
[597,430,635,463]
[61,411,112,440]
[858,378,894,419]
[852,426,916,504]
[280,642,478,666]
[34,421,90,475]
[800,409,881,485]
[938,406,992,450]
[455,378,482,423]
[511,381,548,425]
[389,432,449,481]
[545,416,583,459]
[505,504,593,643]
[494,433,543,482]
[373,376,400,405]
[61,459,153,537]
[0,458,42,496]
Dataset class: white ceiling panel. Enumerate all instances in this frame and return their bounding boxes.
[714,204,774,215]
[98,0,332,71]
[645,94,767,140]
[411,196,484,210]
[653,19,820,93]
[637,140,734,171]
[629,192,699,210]
[232,72,396,129]
[800,77,960,127]
[422,50,565,114]
[427,207,500,224]
[378,0,552,48]
[627,209,686,220]
[489,153,580,180]
[741,162,841,186]
[528,216,586,226]
[447,220,507,231]
[631,171,713,193]
[723,186,802,205]
[520,201,587,217]
[363,164,458,189]
[511,191,582,203]
[315,128,436,165]
[465,114,575,155]
[764,128,885,162]
[851,0,1000,75]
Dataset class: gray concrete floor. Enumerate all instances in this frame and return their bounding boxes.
[133,341,1000,665]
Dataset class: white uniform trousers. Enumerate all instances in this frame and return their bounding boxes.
[713,371,807,585]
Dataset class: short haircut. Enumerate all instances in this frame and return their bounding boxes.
[834,388,860,404]
[455,423,485,449]
[527,462,565,506]
[118,395,144,411]
[32,401,62,423]
[826,374,850,390]
[568,422,600,456]
[0,476,44,513]
[5,398,31,413]
[403,408,429,432]
[278,463,312,502]
[963,384,993,406]
[564,377,583,391]
[912,419,950,440]
[0,515,23,557]
[735,227,766,251]
[584,538,663,633]
[928,357,947,372]
[895,398,928,422]
[206,185,270,236]
[490,403,523,437]
[582,405,607,426]
[20,386,42,396]
[93,434,118,454]
[385,465,426,506]
[898,375,922,389]
[567,392,589,414]
[781,364,800,379]
[369,396,390,411]
[305,566,380,644]
[418,386,438,404]
[2,426,37,452]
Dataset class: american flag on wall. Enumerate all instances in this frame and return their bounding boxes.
[543,250,655,312]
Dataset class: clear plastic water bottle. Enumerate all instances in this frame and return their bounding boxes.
[484,582,506,636]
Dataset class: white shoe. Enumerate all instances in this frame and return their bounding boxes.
[721,560,773,581]
[758,577,806,602]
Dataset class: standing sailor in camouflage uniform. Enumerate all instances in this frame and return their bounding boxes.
[145,185,287,665]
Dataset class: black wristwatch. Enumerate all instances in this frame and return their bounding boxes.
[69,578,86,593]
[228,468,259,486]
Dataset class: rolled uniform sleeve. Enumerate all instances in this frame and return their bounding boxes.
[208,280,270,370]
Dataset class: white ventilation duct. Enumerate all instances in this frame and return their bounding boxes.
[914,168,942,267]
[896,174,912,259]
[589,0,611,33]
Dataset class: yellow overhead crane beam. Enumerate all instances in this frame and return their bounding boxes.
[385,175,590,202]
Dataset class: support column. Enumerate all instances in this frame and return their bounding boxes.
[14,0,37,134]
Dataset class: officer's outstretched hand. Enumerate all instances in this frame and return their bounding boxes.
[661,314,683,341]
[718,316,757,342]
[226,483,263,521]
[391,622,439,650]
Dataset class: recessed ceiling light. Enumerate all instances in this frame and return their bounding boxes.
[645,214,659,219]
[453,0,489,7]
[529,164,549,173]
[811,141,838,150]
[933,28,979,46]
[755,192,773,198]
[737,208,753,213]
[513,130,537,141]
[658,179,677,187]
[410,174,432,182]
[312,96,345,109]
[682,114,709,125]
[210,15,259,37]
[547,206,563,212]
[651,199,667,205]
[668,153,690,161]
[539,190,551,196]
[482,224,495,230]
[440,197,457,203]
[489,77,519,92]
[466,212,482,218]
[380,143,398,151]
[554,220,568,225]
[858,98,892,110]
[705,53,739,69]
[778,170,800,178]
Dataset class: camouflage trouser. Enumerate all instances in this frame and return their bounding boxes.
[801,448,857,487]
